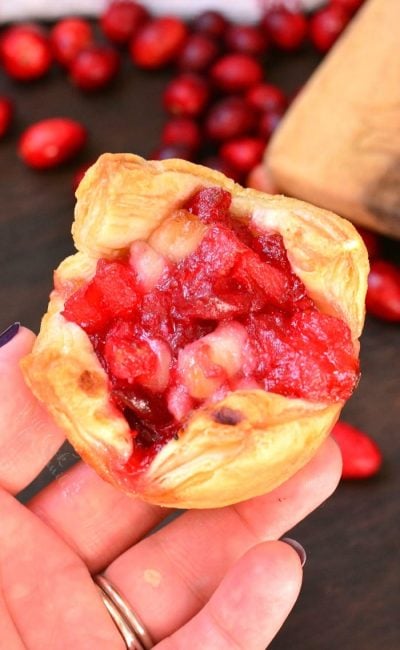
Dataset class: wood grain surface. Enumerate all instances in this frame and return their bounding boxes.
[1,35,399,650]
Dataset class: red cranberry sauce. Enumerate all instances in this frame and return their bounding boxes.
[62,186,359,470]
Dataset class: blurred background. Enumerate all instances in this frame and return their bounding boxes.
[0,1,399,648]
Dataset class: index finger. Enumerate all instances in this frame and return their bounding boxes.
[0,324,65,494]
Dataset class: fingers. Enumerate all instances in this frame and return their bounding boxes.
[104,437,340,643]
[0,327,65,494]
[0,488,125,650]
[158,542,302,650]
[29,461,173,573]
[0,590,26,650]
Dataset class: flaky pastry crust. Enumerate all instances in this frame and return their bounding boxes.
[21,154,368,508]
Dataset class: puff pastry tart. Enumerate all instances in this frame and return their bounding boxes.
[21,154,368,508]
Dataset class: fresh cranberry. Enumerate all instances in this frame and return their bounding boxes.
[220,137,265,173]
[163,74,209,117]
[310,5,350,52]
[72,160,93,192]
[192,10,228,38]
[161,117,201,152]
[356,226,380,260]
[259,109,283,140]
[246,83,287,114]
[50,18,93,67]
[0,97,13,139]
[329,0,364,15]
[177,33,218,72]
[366,260,400,322]
[19,118,87,169]
[130,17,188,69]
[0,24,52,81]
[211,53,263,93]
[70,46,120,91]
[100,1,149,44]
[225,24,267,56]
[205,96,255,141]
[201,155,242,182]
[151,144,193,161]
[262,9,308,51]
[332,421,382,479]
[246,164,279,194]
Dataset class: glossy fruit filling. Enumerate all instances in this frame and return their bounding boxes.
[62,186,359,470]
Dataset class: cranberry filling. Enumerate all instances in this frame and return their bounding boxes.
[63,186,359,472]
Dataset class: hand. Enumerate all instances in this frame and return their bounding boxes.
[0,326,341,649]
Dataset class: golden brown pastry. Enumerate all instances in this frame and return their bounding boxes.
[21,154,369,509]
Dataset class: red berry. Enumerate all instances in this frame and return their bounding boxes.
[262,9,308,51]
[356,226,380,260]
[220,137,265,173]
[163,74,209,117]
[329,0,364,15]
[70,46,120,91]
[151,144,193,161]
[50,18,93,67]
[246,83,287,114]
[19,117,87,169]
[310,5,350,52]
[205,96,255,141]
[161,117,201,151]
[225,24,267,56]
[211,53,263,93]
[0,97,13,139]
[201,155,242,182]
[332,421,382,479]
[130,17,188,69]
[72,160,93,192]
[177,33,218,72]
[0,24,52,81]
[366,260,400,322]
[259,109,283,139]
[100,1,149,44]
[192,10,228,38]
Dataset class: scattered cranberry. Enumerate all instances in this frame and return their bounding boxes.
[100,1,149,44]
[211,53,263,93]
[262,9,308,51]
[0,24,52,81]
[72,160,93,192]
[151,144,193,161]
[329,0,364,15]
[130,16,188,69]
[201,155,241,182]
[220,137,265,173]
[310,5,350,53]
[50,18,93,67]
[246,83,287,114]
[225,24,267,56]
[161,117,201,152]
[70,46,120,91]
[205,96,255,142]
[356,227,380,260]
[163,74,209,117]
[246,163,279,194]
[192,10,228,38]
[0,97,13,139]
[332,421,382,479]
[19,117,87,169]
[177,33,218,72]
[259,110,283,140]
[366,260,400,322]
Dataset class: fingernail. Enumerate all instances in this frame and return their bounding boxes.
[0,322,20,349]
[281,537,307,567]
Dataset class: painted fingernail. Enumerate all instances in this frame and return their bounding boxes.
[281,537,307,567]
[0,322,20,349]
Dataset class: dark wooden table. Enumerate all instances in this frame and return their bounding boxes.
[1,37,399,650]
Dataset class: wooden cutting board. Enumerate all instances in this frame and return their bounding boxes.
[267,0,400,239]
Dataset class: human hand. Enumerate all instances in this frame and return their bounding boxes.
[0,324,342,649]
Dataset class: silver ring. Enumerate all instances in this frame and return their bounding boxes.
[95,575,153,650]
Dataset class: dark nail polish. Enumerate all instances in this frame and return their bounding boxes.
[0,322,20,349]
[281,537,307,567]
